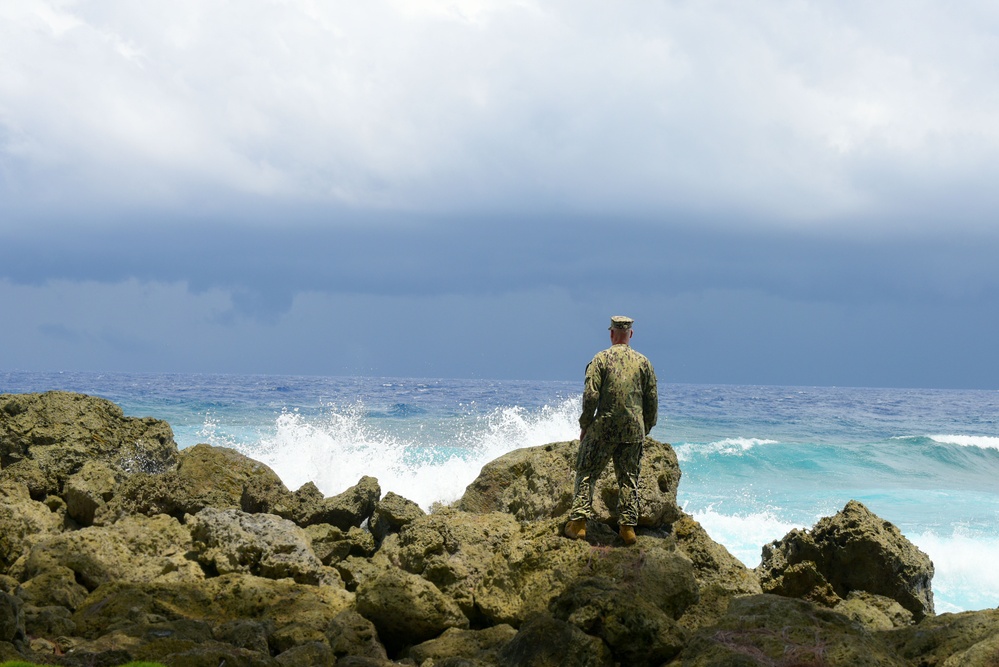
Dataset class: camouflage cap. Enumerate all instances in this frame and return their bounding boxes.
[609,316,634,330]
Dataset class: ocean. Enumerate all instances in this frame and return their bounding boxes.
[2,370,997,614]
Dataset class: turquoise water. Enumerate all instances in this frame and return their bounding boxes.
[2,371,998,613]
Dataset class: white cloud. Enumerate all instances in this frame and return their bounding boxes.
[1,0,998,227]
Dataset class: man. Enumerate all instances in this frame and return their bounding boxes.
[565,315,658,546]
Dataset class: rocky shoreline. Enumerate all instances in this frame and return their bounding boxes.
[1,390,997,666]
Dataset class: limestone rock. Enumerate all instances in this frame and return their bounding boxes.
[355,567,469,654]
[457,437,682,528]
[882,608,999,667]
[17,566,89,610]
[0,480,63,572]
[325,609,388,662]
[63,460,117,526]
[188,507,336,585]
[674,594,908,666]
[97,443,286,523]
[0,391,177,496]
[23,603,76,638]
[12,513,203,591]
[550,576,687,665]
[299,476,382,529]
[275,641,335,666]
[370,491,426,543]
[758,500,934,620]
[0,590,23,643]
[833,591,913,631]
[496,614,613,667]
[306,523,376,566]
[405,625,517,665]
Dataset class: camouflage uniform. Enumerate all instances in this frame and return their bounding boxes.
[569,319,658,527]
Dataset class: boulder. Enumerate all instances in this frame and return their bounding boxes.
[324,609,388,662]
[355,567,469,654]
[405,625,517,666]
[882,608,999,667]
[63,460,117,526]
[674,594,908,666]
[0,391,177,495]
[306,524,376,566]
[23,603,76,638]
[0,480,63,573]
[0,590,23,643]
[298,476,382,529]
[12,513,203,591]
[457,437,682,528]
[550,576,687,665]
[496,614,613,667]
[17,565,89,610]
[370,491,426,543]
[757,500,934,620]
[188,507,337,586]
[96,443,286,523]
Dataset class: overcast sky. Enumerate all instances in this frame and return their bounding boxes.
[2,0,999,388]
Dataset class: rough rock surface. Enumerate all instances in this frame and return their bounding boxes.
[1,391,988,667]
[758,499,935,620]
[457,437,683,528]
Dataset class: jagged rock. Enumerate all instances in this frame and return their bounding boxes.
[405,625,517,665]
[299,476,382,529]
[63,460,117,526]
[0,480,63,572]
[96,443,286,523]
[325,609,388,662]
[188,507,338,586]
[0,391,177,496]
[72,573,354,642]
[275,641,336,666]
[757,500,934,620]
[550,576,687,664]
[23,603,76,638]
[457,437,682,528]
[306,524,376,566]
[882,608,999,666]
[213,619,272,654]
[11,513,203,591]
[355,567,469,654]
[674,594,908,666]
[496,614,613,667]
[133,639,278,666]
[17,565,89,610]
[370,491,426,542]
[0,590,23,643]
[833,591,913,631]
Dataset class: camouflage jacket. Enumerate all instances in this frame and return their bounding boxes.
[579,343,658,443]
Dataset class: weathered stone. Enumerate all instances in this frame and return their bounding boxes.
[12,513,203,590]
[882,608,999,666]
[496,614,613,667]
[758,500,934,620]
[213,618,272,654]
[133,638,278,666]
[325,609,388,662]
[406,625,517,665]
[457,437,682,528]
[275,641,335,666]
[355,567,469,653]
[0,480,63,572]
[0,391,178,496]
[188,507,337,585]
[299,476,382,529]
[23,603,76,638]
[834,591,913,631]
[550,576,687,665]
[63,460,117,526]
[97,443,286,524]
[676,594,908,666]
[306,524,377,566]
[0,590,23,643]
[17,566,89,610]
[370,491,426,543]
[72,573,354,641]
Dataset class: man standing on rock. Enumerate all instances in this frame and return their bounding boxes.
[565,316,658,546]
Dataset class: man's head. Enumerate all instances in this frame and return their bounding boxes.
[608,315,634,344]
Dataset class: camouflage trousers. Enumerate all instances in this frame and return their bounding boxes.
[568,435,643,526]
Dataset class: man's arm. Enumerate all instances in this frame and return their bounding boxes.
[643,361,658,434]
[579,359,601,432]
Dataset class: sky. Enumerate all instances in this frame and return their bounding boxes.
[2,1,999,388]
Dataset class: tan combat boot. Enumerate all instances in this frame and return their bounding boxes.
[619,525,637,545]
[564,518,587,540]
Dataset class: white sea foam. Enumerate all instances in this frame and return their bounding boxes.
[230,397,580,511]
[909,528,999,613]
[685,506,805,568]
[927,434,999,451]
[675,437,779,462]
